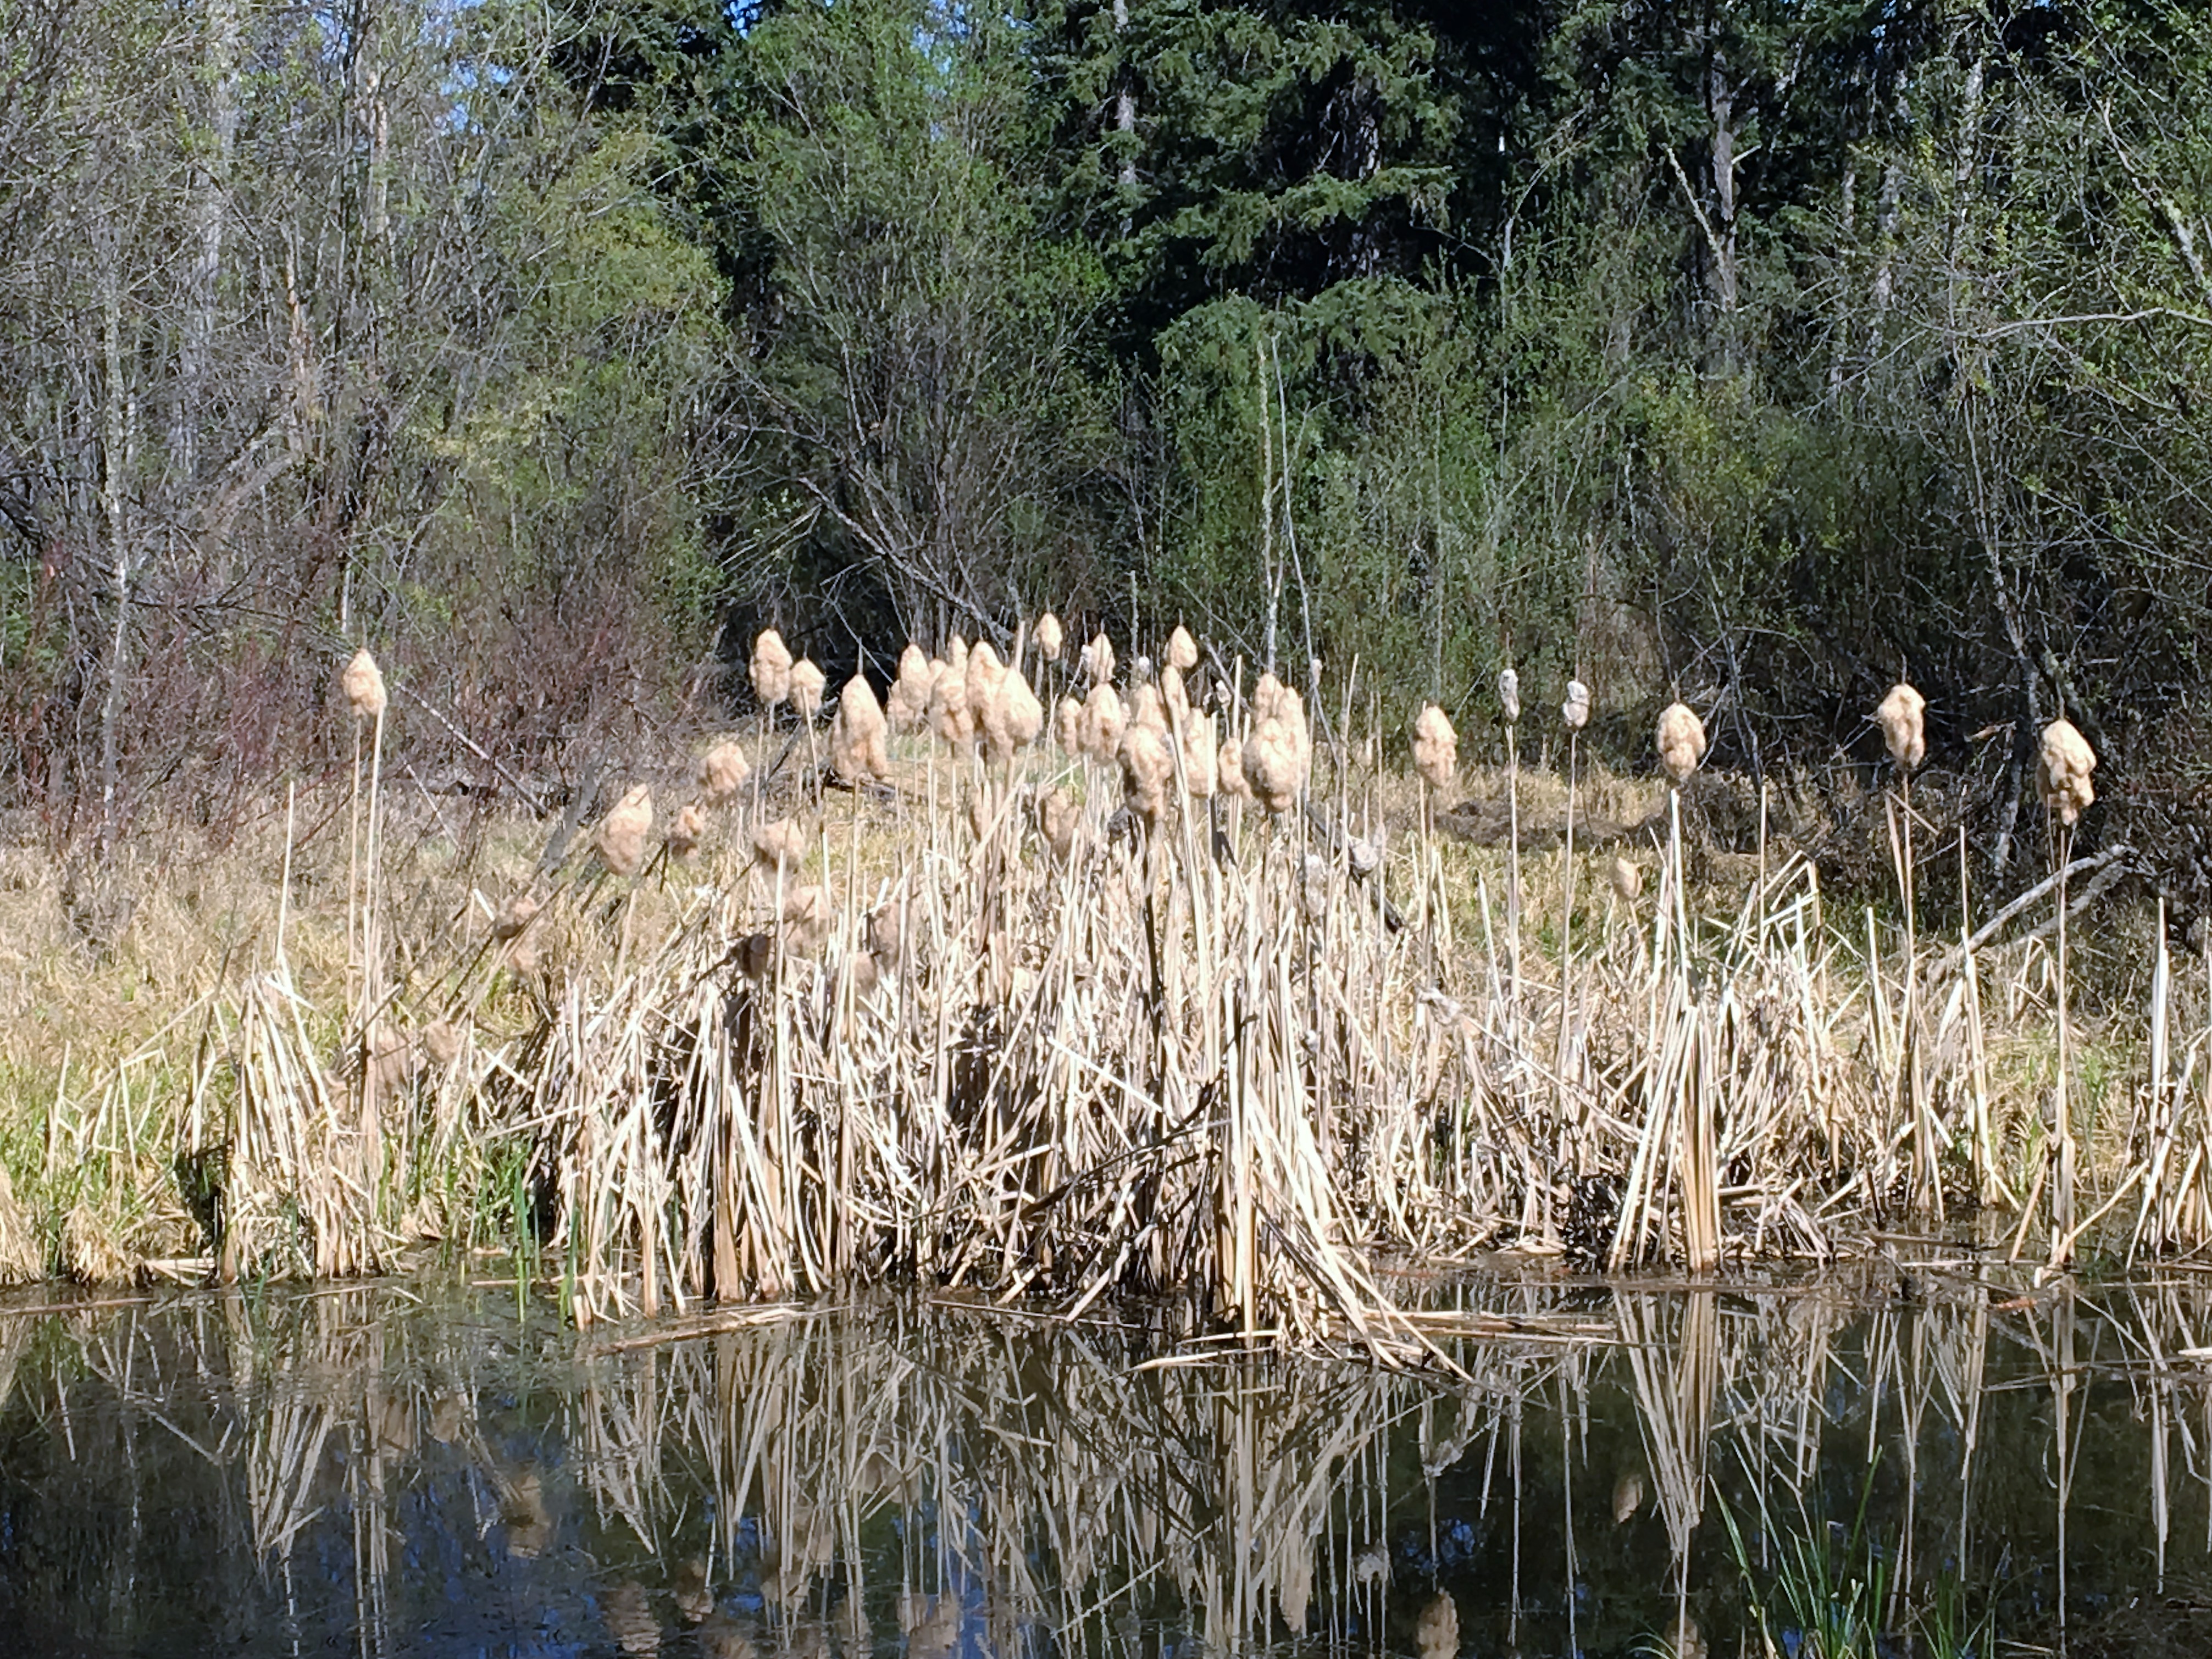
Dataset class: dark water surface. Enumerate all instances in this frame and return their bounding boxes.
[1,1267,2209,1658]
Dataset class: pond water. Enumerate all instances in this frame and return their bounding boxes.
[1,1263,2210,1658]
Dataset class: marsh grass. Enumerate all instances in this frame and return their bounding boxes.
[0,689,2207,1324]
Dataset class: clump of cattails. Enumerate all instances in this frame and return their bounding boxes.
[698,737,750,801]
[2038,718,2096,826]
[1082,681,1127,762]
[831,675,892,783]
[594,785,653,877]
[751,629,794,708]
[888,645,934,730]
[667,801,705,859]
[1165,624,1199,673]
[1411,704,1456,790]
[1053,695,1083,753]
[1563,678,1590,731]
[1081,631,1116,686]
[1034,612,1063,662]
[1656,701,1706,785]
[1610,855,1643,901]
[1497,668,1520,725]
[790,658,827,721]
[1119,718,1175,824]
[752,817,807,872]
[342,647,388,719]
[1876,682,1927,773]
[1038,786,1080,861]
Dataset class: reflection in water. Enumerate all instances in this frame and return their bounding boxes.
[1,1273,2211,1655]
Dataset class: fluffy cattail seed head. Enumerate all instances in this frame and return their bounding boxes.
[752,817,807,870]
[698,737,750,801]
[1161,663,1191,733]
[1038,786,1080,861]
[1243,718,1303,814]
[1081,631,1116,686]
[2037,718,2097,826]
[964,641,1007,716]
[1563,679,1591,731]
[1610,855,1643,901]
[1034,612,1064,662]
[750,630,794,707]
[831,675,892,783]
[1082,681,1127,763]
[1411,704,1457,790]
[1166,624,1199,672]
[1053,695,1083,753]
[789,658,827,721]
[1415,1595,1460,1659]
[1498,668,1521,725]
[594,785,653,877]
[888,644,934,730]
[494,889,542,941]
[781,885,831,955]
[1875,683,1927,773]
[930,647,974,747]
[984,666,1043,763]
[667,801,705,859]
[868,901,903,964]
[1128,682,1168,735]
[341,648,388,720]
[1119,720,1175,824]
[1656,701,1706,786]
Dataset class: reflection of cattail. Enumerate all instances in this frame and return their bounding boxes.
[1119,720,1174,824]
[667,801,705,859]
[1081,681,1126,762]
[1414,1594,1459,1659]
[831,675,892,782]
[1038,786,1080,861]
[750,629,794,707]
[1052,695,1083,753]
[1497,668,1520,725]
[1181,710,1218,797]
[698,737,750,801]
[1165,624,1198,672]
[2037,719,2096,825]
[342,648,388,718]
[1081,631,1115,686]
[1610,855,1643,901]
[594,785,653,876]
[1218,736,1251,802]
[752,817,807,870]
[1034,612,1063,662]
[1876,682,1927,773]
[1656,701,1706,785]
[1411,704,1456,790]
[1563,678,1590,730]
[789,658,827,721]
[888,643,934,729]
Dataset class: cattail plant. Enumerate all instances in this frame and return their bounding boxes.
[1610,854,1643,902]
[1218,734,1251,803]
[594,785,653,878]
[1119,718,1174,826]
[698,738,750,802]
[930,642,975,748]
[1654,698,1715,1270]
[1081,681,1127,763]
[2036,716,2097,1263]
[752,817,807,873]
[888,645,934,731]
[750,629,794,713]
[982,662,1043,767]
[789,659,827,723]
[1052,695,1083,753]
[830,675,892,785]
[667,802,705,861]
[1080,631,1115,686]
[1411,704,1456,930]
[1166,624,1199,673]
[1560,678,1592,1041]
[1243,674,1308,815]
[1033,612,1064,663]
[340,646,389,1012]
[1875,681,1931,1206]
[1038,786,1080,862]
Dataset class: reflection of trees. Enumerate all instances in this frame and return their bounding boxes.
[8,1278,2212,1651]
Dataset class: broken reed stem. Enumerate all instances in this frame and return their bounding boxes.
[1506,723,1521,1018]
[2052,823,2077,1267]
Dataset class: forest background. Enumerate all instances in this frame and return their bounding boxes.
[3,0,2210,924]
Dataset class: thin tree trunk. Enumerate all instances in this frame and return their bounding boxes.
[99,263,132,835]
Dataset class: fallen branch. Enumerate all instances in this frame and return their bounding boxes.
[1935,844,2138,975]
